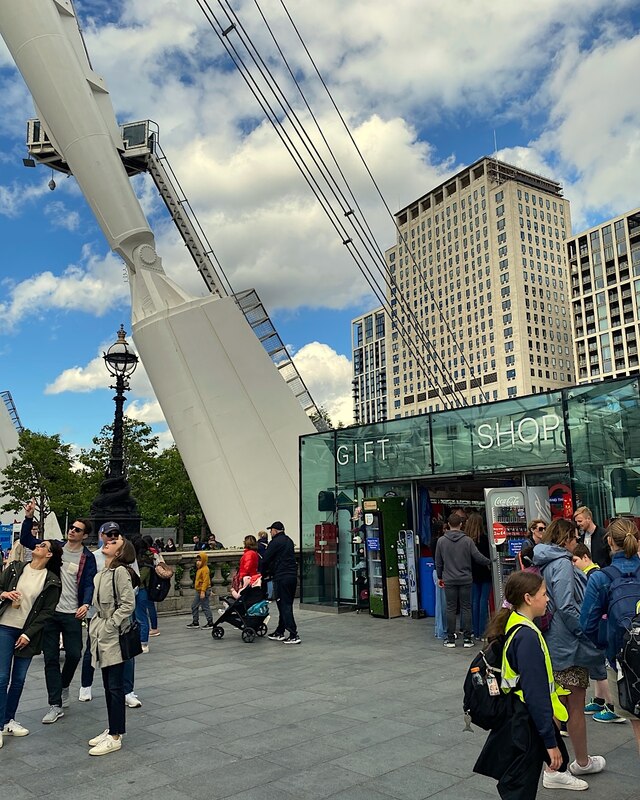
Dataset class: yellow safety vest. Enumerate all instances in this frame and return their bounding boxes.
[501,611,569,723]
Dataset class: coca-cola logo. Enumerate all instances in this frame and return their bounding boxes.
[494,496,522,507]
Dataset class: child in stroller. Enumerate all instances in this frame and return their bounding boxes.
[211,575,270,643]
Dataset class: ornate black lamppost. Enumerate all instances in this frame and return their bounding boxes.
[90,325,142,542]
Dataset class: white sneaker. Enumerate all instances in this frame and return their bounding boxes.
[543,770,589,790]
[78,686,92,702]
[89,733,122,756]
[0,731,3,748]
[3,719,29,736]
[61,687,70,708]
[141,644,150,654]
[88,729,110,746]
[125,692,142,708]
[42,706,64,724]
[570,755,606,775]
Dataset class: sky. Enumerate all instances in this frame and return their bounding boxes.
[1,0,639,452]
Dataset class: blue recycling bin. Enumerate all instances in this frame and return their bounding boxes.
[419,557,436,616]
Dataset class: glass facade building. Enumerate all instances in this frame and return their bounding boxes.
[300,376,640,608]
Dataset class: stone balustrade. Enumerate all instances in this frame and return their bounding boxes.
[155,549,243,615]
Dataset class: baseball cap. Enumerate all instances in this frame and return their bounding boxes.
[268,521,285,532]
[99,521,121,537]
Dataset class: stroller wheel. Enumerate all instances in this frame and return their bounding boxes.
[256,623,268,637]
[211,626,224,639]
[242,628,256,643]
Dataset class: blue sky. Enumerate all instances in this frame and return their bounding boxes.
[1,0,640,449]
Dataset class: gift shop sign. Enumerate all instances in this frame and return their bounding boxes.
[475,412,562,451]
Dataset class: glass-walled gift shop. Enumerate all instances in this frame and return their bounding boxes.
[299,376,640,613]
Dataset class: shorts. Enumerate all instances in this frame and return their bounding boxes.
[553,666,590,690]
[589,659,607,682]
[607,666,639,722]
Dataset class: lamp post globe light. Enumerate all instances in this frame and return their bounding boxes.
[90,325,142,542]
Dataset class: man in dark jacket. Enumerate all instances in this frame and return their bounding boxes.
[435,512,491,648]
[574,506,610,568]
[20,500,96,724]
[261,521,299,644]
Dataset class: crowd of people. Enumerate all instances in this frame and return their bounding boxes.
[458,507,640,798]
[0,507,300,755]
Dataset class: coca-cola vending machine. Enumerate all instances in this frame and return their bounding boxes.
[485,486,550,606]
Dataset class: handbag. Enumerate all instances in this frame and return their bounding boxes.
[110,570,143,660]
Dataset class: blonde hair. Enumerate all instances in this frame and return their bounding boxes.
[607,518,639,558]
[464,513,484,544]
[542,518,578,548]
[574,506,593,520]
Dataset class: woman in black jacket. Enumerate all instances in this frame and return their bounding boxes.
[0,539,62,743]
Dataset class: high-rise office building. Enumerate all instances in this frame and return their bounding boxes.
[568,207,640,383]
[384,157,573,418]
[351,307,387,424]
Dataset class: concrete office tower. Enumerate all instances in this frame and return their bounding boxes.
[383,158,573,418]
[351,307,387,423]
[568,208,640,383]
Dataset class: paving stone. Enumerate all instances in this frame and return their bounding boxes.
[0,606,634,800]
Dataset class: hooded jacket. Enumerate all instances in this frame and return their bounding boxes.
[533,543,602,671]
[435,529,491,586]
[0,561,62,658]
[194,551,211,592]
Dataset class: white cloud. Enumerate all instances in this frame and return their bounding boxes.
[44,200,81,231]
[293,341,353,426]
[0,180,49,218]
[0,246,129,331]
[124,398,165,425]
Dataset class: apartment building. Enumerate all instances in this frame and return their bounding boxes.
[384,157,573,418]
[569,208,640,383]
[351,307,387,424]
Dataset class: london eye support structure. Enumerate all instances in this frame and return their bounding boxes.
[0,0,315,543]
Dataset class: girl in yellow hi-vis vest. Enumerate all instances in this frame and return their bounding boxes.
[474,572,588,798]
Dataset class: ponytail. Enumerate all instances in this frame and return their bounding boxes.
[485,571,544,640]
[607,518,640,558]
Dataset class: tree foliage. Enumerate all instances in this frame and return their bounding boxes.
[0,429,79,531]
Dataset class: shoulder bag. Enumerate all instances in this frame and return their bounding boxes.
[110,569,143,660]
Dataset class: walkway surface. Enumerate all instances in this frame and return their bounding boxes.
[3,606,638,799]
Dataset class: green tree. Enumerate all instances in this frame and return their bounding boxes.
[0,429,80,532]
[149,445,201,548]
[77,418,160,516]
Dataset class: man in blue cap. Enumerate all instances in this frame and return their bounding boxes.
[262,521,300,644]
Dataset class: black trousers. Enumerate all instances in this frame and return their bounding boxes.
[274,575,297,636]
[42,611,83,707]
[101,661,125,735]
[475,701,569,800]
[444,583,472,638]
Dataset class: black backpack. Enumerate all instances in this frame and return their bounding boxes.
[618,612,640,717]
[147,571,171,602]
[463,625,523,731]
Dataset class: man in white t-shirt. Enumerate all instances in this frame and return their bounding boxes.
[20,500,97,724]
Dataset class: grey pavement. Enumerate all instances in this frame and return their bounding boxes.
[2,606,638,799]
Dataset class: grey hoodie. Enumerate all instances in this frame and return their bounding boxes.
[435,530,491,586]
[533,543,602,672]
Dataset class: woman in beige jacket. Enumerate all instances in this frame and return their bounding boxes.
[87,536,137,756]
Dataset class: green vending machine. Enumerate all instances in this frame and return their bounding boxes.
[362,496,409,618]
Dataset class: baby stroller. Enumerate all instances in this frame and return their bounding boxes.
[211,576,269,643]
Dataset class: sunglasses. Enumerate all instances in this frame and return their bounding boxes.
[34,542,51,551]
[536,526,546,531]
[69,525,85,534]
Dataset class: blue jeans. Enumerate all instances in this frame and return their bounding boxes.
[471,581,492,639]
[433,570,447,639]
[0,625,33,725]
[135,588,157,644]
